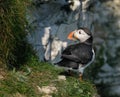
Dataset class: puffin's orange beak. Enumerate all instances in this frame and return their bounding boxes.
[67,31,74,40]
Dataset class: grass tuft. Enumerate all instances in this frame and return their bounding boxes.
[0,0,32,69]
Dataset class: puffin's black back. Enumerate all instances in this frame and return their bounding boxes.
[56,42,93,69]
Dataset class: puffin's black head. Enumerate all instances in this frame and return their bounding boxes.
[67,27,93,43]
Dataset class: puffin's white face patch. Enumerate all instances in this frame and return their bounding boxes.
[74,29,90,42]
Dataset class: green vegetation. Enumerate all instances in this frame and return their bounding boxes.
[0,56,98,97]
[0,0,31,68]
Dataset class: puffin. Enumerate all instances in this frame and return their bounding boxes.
[55,27,95,80]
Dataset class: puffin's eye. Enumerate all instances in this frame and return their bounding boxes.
[79,31,81,34]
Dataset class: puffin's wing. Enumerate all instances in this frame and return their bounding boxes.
[61,45,81,62]
[61,54,80,62]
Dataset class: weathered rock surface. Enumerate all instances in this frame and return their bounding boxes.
[27,0,95,63]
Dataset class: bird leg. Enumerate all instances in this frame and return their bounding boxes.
[79,73,83,81]
[78,64,84,81]
[68,70,72,76]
